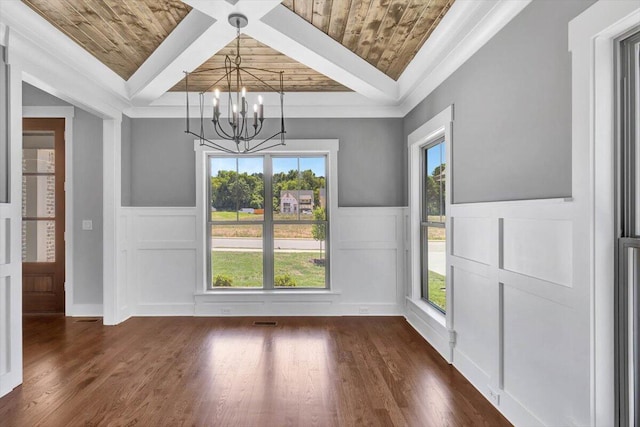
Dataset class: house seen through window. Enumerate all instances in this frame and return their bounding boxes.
[208,155,328,289]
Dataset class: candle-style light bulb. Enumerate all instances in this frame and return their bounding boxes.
[232,104,238,126]
[258,95,264,122]
[253,104,258,127]
[241,87,247,115]
[213,97,219,121]
[214,88,220,99]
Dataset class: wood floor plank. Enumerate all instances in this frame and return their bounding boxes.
[0,316,511,426]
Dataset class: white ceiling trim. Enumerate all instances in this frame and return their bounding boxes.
[397,0,532,115]
[127,10,223,105]
[5,26,127,119]
[125,91,404,118]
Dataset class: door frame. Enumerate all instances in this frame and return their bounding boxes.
[22,106,74,316]
[569,1,640,424]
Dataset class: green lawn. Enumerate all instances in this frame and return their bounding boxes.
[211,251,325,288]
[428,270,446,311]
[212,211,263,221]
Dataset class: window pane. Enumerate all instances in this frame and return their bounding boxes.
[210,157,238,221]
[274,224,326,288]
[426,143,445,222]
[23,147,54,173]
[211,224,262,288]
[299,157,326,215]
[427,226,446,311]
[22,220,55,262]
[273,157,327,221]
[272,157,300,220]
[237,157,264,221]
[22,175,56,218]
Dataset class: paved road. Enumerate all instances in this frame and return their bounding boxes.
[428,241,446,276]
[212,238,322,251]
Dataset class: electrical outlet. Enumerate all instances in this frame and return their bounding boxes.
[82,220,93,230]
[359,306,369,314]
[221,307,231,315]
[487,387,500,406]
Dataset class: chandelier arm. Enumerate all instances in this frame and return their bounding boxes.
[241,68,283,94]
[184,130,237,154]
[212,119,236,141]
[245,133,287,154]
[247,131,285,153]
[185,71,190,134]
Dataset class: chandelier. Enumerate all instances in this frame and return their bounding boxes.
[184,13,286,154]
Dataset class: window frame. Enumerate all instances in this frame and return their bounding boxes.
[407,105,452,330]
[194,139,339,294]
[420,137,447,313]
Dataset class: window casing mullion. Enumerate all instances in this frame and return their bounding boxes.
[263,154,274,290]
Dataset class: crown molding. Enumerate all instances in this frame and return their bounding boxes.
[125,92,404,118]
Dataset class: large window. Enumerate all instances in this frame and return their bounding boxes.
[208,155,328,289]
[421,139,446,312]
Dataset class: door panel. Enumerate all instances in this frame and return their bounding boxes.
[22,118,65,314]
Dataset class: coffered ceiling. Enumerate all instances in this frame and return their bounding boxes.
[19,0,454,91]
[21,0,192,80]
[170,35,349,92]
[3,0,529,117]
[281,0,455,80]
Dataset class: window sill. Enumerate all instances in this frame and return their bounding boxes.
[406,297,447,328]
[195,289,341,297]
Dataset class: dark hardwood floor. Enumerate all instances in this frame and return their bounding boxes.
[0,316,511,426]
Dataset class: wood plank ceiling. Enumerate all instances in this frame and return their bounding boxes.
[282,0,456,80]
[21,0,191,80]
[170,35,349,92]
[20,0,456,90]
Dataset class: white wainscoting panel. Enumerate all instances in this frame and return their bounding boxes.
[0,276,8,376]
[121,207,406,317]
[452,266,496,383]
[502,283,580,426]
[430,198,587,427]
[452,216,491,265]
[121,208,198,316]
[502,218,573,288]
[0,219,8,265]
[138,249,196,305]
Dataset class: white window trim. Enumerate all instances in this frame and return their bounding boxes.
[407,105,453,359]
[569,1,640,424]
[193,139,339,294]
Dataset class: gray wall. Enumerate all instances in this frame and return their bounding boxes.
[403,0,595,204]
[23,82,103,305]
[0,46,7,203]
[127,117,404,207]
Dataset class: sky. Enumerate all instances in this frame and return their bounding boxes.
[426,142,445,176]
[210,156,325,177]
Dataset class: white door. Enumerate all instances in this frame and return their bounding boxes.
[0,52,23,398]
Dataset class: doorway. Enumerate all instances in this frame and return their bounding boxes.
[22,118,65,314]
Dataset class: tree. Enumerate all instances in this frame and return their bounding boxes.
[311,207,326,261]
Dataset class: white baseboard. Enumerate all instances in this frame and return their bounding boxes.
[135,303,195,316]
[67,304,103,317]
